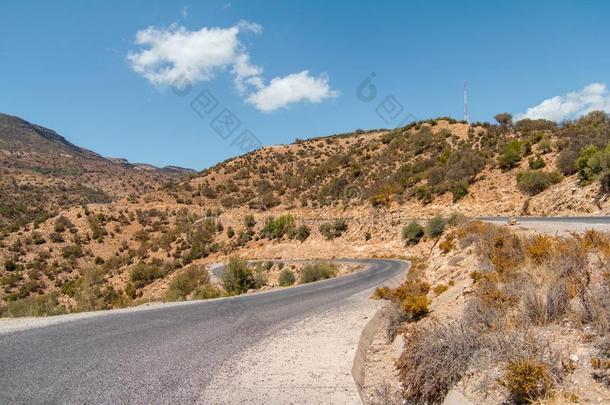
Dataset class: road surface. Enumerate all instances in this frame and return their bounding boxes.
[478,215,610,234]
[0,259,407,404]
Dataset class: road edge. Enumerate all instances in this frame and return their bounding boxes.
[351,259,409,403]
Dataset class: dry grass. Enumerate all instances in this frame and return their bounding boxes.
[396,221,610,403]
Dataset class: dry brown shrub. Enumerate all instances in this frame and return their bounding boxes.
[498,358,554,404]
[439,232,456,254]
[578,229,610,259]
[397,319,481,404]
[525,235,555,264]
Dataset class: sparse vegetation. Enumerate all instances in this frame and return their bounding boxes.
[396,221,610,403]
[165,266,211,301]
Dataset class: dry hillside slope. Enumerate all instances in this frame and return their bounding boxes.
[1,112,610,317]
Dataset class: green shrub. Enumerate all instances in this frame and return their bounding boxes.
[575,145,600,181]
[54,215,73,233]
[244,214,256,228]
[4,259,19,272]
[426,216,447,238]
[49,232,64,243]
[260,215,296,239]
[1,272,23,288]
[319,220,348,240]
[222,256,255,295]
[557,148,579,175]
[528,156,546,170]
[226,226,235,238]
[516,170,562,195]
[601,171,610,193]
[499,140,523,170]
[192,284,222,300]
[402,221,424,245]
[165,266,210,301]
[369,193,390,207]
[0,292,65,317]
[415,185,432,204]
[450,180,469,202]
[295,225,311,242]
[130,262,166,288]
[279,269,296,286]
[61,244,84,260]
[300,262,337,284]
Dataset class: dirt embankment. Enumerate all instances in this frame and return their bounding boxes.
[363,220,610,404]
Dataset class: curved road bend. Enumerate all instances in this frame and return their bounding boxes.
[0,259,408,404]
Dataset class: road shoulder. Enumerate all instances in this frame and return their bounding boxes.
[199,290,384,404]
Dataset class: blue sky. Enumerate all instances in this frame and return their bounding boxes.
[1,0,610,170]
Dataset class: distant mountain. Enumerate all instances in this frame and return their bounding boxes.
[0,113,194,233]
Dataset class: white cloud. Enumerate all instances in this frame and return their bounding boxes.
[127,22,337,112]
[127,22,261,90]
[246,71,338,112]
[517,83,610,122]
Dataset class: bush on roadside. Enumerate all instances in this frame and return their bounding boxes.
[192,284,222,300]
[222,256,255,295]
[0,292,65,317]
[300,262,337,284]
[165,266,211,301]
[130,262,166,288]
[391,279,431,320]
[279,269,296,286]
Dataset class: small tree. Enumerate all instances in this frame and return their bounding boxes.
[495,112,513,127]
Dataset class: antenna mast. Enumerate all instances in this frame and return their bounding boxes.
[463,80,470,124]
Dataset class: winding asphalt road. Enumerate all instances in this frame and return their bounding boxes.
[0,259,407,404]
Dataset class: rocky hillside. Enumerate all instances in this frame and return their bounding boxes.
[161,113,610,217]
[1,111,609,318]
[0,113,194,233]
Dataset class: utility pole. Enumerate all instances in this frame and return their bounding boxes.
[463,80,470,124]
